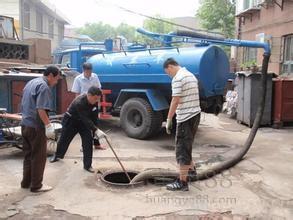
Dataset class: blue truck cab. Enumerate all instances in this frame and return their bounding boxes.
[53,40,114,72]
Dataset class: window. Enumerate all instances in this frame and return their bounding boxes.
[23,3,30,29]
[36,10,43,33]
[48,17,54,39]
[283,35,293,74]
[61,53,71,66]
[243,47,257,64]
[58,23,64,43]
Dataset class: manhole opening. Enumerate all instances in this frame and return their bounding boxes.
[101,171,145,187]
[103,171,137,184]
[100,171,176,187]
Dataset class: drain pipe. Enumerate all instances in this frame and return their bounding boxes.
[131,53,270,184]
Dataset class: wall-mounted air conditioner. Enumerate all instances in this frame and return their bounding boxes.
[236,0,262,15]
[254,0,266,6]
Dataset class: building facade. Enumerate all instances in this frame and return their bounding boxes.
[235,0,293,75]
[0,0,69,51]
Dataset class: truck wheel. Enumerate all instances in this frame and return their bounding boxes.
[120,98,163,139]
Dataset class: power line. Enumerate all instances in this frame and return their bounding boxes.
[22,27,88,40]
[94,0,223,36]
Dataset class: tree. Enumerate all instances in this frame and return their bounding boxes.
[77,22,116,41]
[77,15,175,47]
[143,14,174,34]
[77,22,137,43]
[115,23,137,42]
[135,15,175,47]
[197,0,236,38]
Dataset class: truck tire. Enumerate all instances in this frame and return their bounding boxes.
[120,98,163,139]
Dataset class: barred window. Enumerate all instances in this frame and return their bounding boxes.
[36,10,43,33]
[283,35,293,74]
[58,23,64,43]
[48,17,54,39]
[23,3,30,29]
[243,47,257,63]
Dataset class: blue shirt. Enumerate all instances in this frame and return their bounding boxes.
[21,77,53,128]
[71,73,101,94]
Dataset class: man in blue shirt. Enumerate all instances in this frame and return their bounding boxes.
[21,65,60,193]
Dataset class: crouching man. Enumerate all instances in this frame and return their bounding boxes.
[50,86,106,172]
[163,58,201,191]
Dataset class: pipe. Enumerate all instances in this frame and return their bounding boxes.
[136,28,271,55]
[130,52,270,184]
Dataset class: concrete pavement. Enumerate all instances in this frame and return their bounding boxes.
[0,114,292,219]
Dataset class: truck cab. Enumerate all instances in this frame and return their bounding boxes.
[53,39,114,72]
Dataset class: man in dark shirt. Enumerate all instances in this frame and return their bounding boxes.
[21,65,61,193]
[50,86,105,173]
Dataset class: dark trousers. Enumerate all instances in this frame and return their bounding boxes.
[55,114,93,169]
[175,114,201,165]
[21,126,47,191]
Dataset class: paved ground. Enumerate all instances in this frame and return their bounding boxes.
[0,114,292,219]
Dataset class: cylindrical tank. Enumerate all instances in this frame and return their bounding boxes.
[88,45,229,105]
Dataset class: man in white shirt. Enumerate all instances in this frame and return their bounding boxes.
[72,62,101,95]
[72,62,105,150]
[164,58,201,191]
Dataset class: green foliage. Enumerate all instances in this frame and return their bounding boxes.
[197,0,236,38]
[77,22,136,42]
[115,23,137,42]
[77,22,115,41]
[143,14,174,34]
[240,60,257,69]
[77,15,175,47]
[136,15,175,47]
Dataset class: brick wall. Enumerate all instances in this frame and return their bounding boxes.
[236,1,293,75]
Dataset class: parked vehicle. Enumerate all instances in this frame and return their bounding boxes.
[54,30,232,139]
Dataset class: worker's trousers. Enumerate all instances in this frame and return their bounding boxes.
[55,114,93,169]
[21,126,47,191]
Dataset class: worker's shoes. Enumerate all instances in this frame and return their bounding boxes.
[49,154,60,163]
[94,145,106,150]
[20,184,30,189]
[166,179,189,191]
[187,168,197,182]
[84,166,95,173]
[31,184,53,193]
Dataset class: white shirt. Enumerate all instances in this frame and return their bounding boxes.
[71,73,101,94]
[172,67,201,123]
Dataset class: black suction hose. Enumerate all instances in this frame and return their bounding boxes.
[173,30,226,41]
[130,53,270,184]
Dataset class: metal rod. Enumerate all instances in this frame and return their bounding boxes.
[104,136,132,183]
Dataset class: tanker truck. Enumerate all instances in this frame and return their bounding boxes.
[55,30,231,139]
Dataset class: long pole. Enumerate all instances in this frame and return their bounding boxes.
[104,137,132,183]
